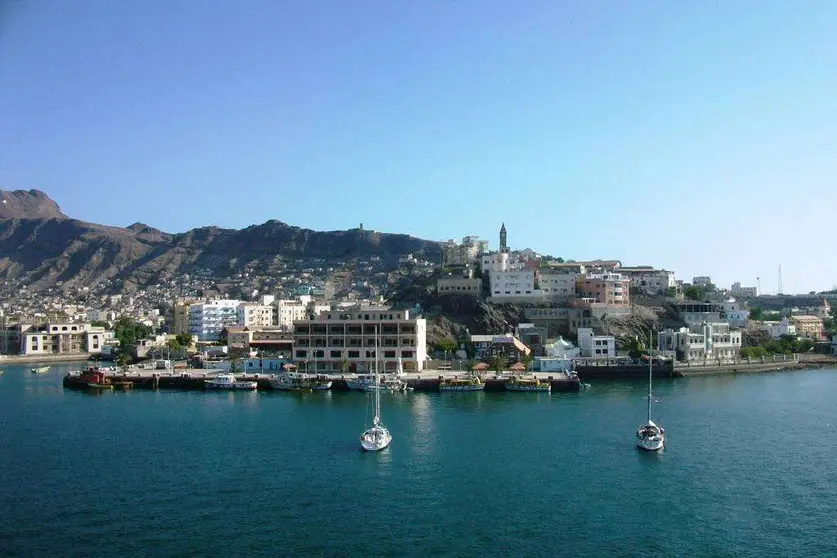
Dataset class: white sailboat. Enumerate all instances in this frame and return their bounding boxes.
[636,332,665,451]
[360,329,392,452]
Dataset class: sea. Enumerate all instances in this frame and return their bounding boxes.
[2,363,837,556]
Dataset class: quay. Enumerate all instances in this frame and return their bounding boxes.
[62,369,582,393]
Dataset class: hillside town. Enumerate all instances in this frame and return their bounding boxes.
[0,224,835,371]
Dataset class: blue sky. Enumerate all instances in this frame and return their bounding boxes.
[1,1,835,294]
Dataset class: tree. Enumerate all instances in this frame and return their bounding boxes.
[114,317,152,348]
[491,354,507,374]
[166,338,182,352]
[749,307,764,321]
[683,285,706,301]
[520,353,534,371]
[90,320,110,329]
[436,337,457,353]
[175,333,194,348]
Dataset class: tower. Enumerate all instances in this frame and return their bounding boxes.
[500,223,508,253]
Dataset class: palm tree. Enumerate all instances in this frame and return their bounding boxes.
[520,353,534,372]
[491,354,507,375]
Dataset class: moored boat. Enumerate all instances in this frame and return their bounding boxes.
[636,332,666,451]
[31,366,51,374]
[505,376,551,392]
[269,371,332,392]
[439,375,485,392]
[205,373,258,391]
[360,330,391,452]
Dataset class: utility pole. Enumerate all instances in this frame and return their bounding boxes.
[778,265,783,295]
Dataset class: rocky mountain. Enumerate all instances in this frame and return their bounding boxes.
[0,189,443,292]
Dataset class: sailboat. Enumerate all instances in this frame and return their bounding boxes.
[636,332,665,451]
[360,329,392,452]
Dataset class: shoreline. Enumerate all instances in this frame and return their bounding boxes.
[0,353,91,366]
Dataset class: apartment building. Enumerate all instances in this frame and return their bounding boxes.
[658,322,742,362]
[576,273,630,306]
[436,277,483,296]
[237,303,275,328]
[619,267,676,295]
[790,315,825,340]
[273,299,309,330]
[292,306,427,373]
[537,271,578,299]
[189,299,241,342]
[730,282,759,298]
[577,328,616,358]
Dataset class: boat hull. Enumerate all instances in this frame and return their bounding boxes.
[360,426,392,452]
[205,382,257,390]
[506,384,551,392]
[439,384,484,392]
[636,437,665,451]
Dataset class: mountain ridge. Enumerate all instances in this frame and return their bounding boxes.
[0,189,443,292]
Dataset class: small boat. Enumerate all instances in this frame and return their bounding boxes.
[269,371,332,392]
[31,366,51,374]
[87,382,114,390]
[505,376,551,392]
[347,373,408,393]
[439,374,485,392]
[636,333,666,451]
[360,332,391,452]
[205,373,258,391]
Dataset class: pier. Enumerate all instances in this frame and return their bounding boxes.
[62,369,581,393]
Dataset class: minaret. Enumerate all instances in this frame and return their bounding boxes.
[500,223,508,253]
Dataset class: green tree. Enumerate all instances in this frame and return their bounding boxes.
[166,338,182,352]
[520,353,534,372]
[114,317,152,348]
[491,354,507,374]
[175,333,194,348]
[683,285,707,301]
[436,337,457,353]
[749,307,764,321]
[90,320,110,329]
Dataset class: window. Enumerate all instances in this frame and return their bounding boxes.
[402,350,414,358]
[384,350,396,358]
[314,350,324,358]
[330,350,341,358]
[348,350,360,358]
[296,350,307,358]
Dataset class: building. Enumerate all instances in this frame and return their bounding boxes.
[730,282,759,298]
[273,299,310,331]
[236,303,275,328]
[575,273,630,306]
[577,328,616,358]
[658,322,742,362]
[762,318,796,339]
[671,301,724,325]
[436,277,483,297]
[292,306,427,373]
[21,323,104,356]
[188,300,241,342]
[490,269,536,298]
[618,267,677,296]
[692,276,713,286]
[536,271,578,299]
[790,315,825,340]
[442,235,488,266]
[719,298,750,327]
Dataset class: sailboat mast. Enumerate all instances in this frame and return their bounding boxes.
[647,330,653,423]
[375,326,380,419]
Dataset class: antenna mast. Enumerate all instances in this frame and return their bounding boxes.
[778,265,783,295]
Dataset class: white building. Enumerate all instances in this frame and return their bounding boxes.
[490,269,536,298]
[577,328,616,358]
[273,299,309,331]
[692,276,713,286]
[537,272,578,299]
[719,298,750,327]
[762,318,796,339]
[292,306,427,373]
[658,322,742,362]
[21,323,113,356]
[543,337,581,359]
[730,282,759,298]
[619,267,676,295]
[189,300,241,342]
[237,303,275,328]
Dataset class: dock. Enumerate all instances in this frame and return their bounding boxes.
[62,369,581,393]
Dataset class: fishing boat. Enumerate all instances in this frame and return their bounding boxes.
[360,330,392,451]
[204,373,258,391]
[439,373,485,392]
[505,376,551,392]
[76,367,114,390]
[269,371,332,392]
[347,373,408,392]
[636,333,666,451]
[31,366,51,374]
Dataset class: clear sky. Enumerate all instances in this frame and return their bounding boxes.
[1,1,835,294]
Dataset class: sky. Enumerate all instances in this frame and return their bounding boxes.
[1,1,835,294]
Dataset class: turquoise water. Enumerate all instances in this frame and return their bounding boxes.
[2,363,837,556]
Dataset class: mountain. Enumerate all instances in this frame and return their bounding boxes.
[0,190,442,292]
[0,189,67,220]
